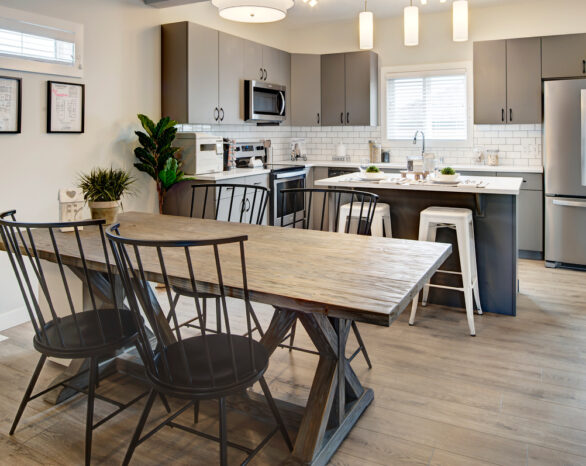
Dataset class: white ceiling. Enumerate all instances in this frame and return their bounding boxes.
[282,0,522,26]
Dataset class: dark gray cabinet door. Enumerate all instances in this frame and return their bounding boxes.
[243,40,264,80]
[218,32,244,124]
[542,34,586,79]
[473,40,507,124]
[345,51,378,127]
[321,53,346,126]
[187,23,219,124]
[506,38,542,124]
[474,40,507,125]
[162,22,189,123]
[291,54,321,126]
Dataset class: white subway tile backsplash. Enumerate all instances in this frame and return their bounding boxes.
[176,123,543,168]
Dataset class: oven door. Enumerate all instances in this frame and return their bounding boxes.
[272,171,307,227]
[246,80,286,122]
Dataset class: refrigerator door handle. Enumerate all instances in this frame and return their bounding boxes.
[552,199,586,208]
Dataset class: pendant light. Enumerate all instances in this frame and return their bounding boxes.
[212,0,294,23]
[453,0,469,42]
[404,0,419,47]
[359,0,374,50]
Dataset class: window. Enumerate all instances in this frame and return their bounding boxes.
[384,67,469,143]
[0,6,83,78]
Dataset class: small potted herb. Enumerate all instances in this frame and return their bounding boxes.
[79,167,135,224]
[435,166,460,182]
[363,165,386,180]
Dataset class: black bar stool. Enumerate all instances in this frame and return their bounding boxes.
[277,188,378,369]
[0,211,144,466]
[172,183,270,337]
[106,224,293,465]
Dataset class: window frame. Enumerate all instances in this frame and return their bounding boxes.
[380,62,473,149]
[0,6,83,78]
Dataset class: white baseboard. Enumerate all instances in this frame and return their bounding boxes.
[0,306,30,332]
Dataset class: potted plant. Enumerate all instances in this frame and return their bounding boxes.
[79,167,135,224]
[133,114,188,213]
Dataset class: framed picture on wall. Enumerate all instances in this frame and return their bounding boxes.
[0,76,22,134]
[47,81,85,133]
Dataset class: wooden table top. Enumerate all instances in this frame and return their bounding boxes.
[2,212,451,326]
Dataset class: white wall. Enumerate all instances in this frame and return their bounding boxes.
[0,0,161,319]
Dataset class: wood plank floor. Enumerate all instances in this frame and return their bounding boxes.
[1,259,586,465]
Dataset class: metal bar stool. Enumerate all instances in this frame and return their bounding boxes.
[278,188,378,368]
[409,206,482,336]
[0,211,147,465]
[107,224,293,466]
[172,183,270,338]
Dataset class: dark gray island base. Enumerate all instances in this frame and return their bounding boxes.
[327,186,518,316]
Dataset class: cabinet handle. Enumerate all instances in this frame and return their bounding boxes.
[263,68,267,80]
[214,107,219,121]
[509,108,513,122]
[317,112,320,125]
[340,112,344,124]
[346,112,350,124]
[501,109,505,122]
[220,108,224,121]
[259,68,263,80]
[583,60,586,74]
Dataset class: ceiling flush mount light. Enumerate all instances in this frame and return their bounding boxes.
[302,0,318,7]
[453,0,469,42]
[212,0,294,23]
[359,0,374,50]
[404,1,419,47]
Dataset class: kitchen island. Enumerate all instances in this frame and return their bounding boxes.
[316,174,524,316]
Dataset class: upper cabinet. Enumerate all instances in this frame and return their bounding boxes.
[321,51,378,127]
[291,54,321,126]
[542,34,586,79]
[162,22,290,125]
[473,37,541,125]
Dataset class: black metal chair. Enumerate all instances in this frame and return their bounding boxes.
[278,188,378,369]
[0,211,144,465]
[106,224,293,466]
[172,183,269,338]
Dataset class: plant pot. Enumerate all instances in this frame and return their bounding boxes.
[88,201,120,225]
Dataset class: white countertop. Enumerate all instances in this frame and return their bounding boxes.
[315,174,523,195]
[193,167,270,181]
[282,160,543,174]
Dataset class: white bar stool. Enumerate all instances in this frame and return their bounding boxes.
[338,202,392,237]
[409,206,482,336]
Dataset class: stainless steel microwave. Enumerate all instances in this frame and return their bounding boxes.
[244,80,286,123]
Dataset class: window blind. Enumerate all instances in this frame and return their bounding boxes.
[0,27,75,65]
[386,72,467,141]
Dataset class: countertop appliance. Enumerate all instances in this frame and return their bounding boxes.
[228,139,267,168]
[175,132,223,175]
[544,79,586,268]
[245,80,286,123]
[269,165,309,226]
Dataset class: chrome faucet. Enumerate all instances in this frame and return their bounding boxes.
[413,130,425,156]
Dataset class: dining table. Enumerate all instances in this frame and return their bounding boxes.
[1,211,451,465]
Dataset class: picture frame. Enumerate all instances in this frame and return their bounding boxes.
[47,81,85,134]
[0,76,22,134]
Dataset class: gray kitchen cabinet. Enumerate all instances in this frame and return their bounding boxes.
[244,40,264,80]
[218,32,244,124]
[473,38,541,124]
[497,172,543,256]
[345,51,378,127]
[291,54,321,126]
[321,51,378,127]
[321,53,346,126]
[474,40,507,124]
[162,22,219,124]
[506,37,542,124]
[542,33,586,79]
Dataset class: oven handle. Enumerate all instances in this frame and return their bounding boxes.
[274,170,307,179]
[278,91,286,116]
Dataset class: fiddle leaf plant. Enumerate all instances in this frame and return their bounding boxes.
[133,114,187,213]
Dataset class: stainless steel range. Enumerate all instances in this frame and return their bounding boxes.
[269,165,309,227]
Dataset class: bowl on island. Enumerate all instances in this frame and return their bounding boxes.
[434,173,460,182]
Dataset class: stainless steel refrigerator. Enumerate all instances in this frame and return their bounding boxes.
[544,79,586,268]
